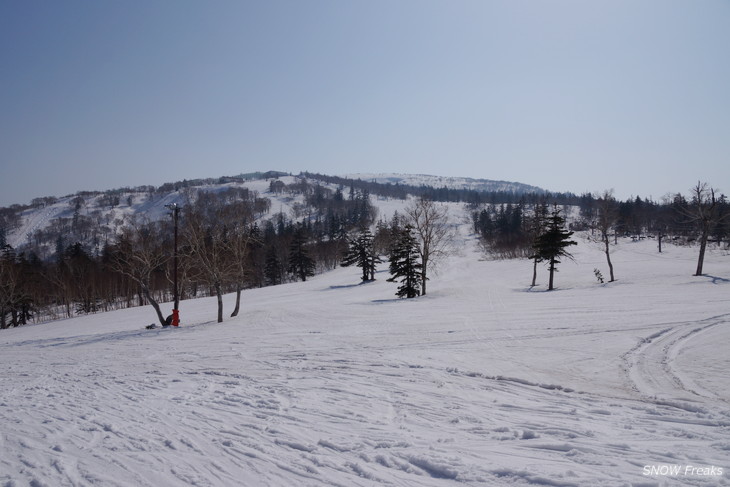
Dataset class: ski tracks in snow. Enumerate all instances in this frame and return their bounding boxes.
[3,326,730,486]
[621,313,730,410]
[3,231,730,486]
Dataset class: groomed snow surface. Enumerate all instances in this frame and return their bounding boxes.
[2,213,729,486]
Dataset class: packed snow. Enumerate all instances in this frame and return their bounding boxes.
[1,208,729,486]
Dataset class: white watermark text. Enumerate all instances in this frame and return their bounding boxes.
[643,464,723,477]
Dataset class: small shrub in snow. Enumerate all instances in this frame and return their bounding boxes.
[594,268,604,284]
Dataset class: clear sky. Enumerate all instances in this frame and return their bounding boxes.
[1,0,728,206]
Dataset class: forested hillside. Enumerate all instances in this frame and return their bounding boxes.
[1,172,727,328]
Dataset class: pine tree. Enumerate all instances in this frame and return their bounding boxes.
[387,225,422,298]
[341,229,381,282]
[530,205,577,291]
[264,247,283,285]
[287,229,315,282]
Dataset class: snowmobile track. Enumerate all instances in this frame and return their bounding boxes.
[621,313,730,409]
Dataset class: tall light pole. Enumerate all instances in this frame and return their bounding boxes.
[165,203,180,327]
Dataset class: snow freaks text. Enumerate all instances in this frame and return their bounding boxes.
[642,464,723,477]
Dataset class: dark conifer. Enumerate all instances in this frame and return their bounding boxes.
[287,229,315,282]
[387,225,422,298]
[341,229,381,282]
[530,205,577,290]
[264,247,283,286]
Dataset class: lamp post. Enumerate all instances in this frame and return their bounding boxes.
[165,203,180,326]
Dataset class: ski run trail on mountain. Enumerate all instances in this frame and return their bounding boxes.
[1,208,729,487]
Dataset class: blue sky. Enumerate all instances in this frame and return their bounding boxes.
[1,0,728,206]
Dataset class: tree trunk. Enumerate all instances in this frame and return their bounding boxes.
[215,282,223,323]
[548,258,555,290]
[420,256,428,296]
[603,233,615,282]
[531,257,538,287]
[695,225,709,276]
[141,284,166,326]
[606,248,615,282]
[230,283,241,317]
[658,232,662,253]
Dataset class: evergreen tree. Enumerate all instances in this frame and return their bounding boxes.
[55,235,66,266]
[264,246,283,286]
[474,208,493,238]
[287,229,315,282]
[530,206,577,291]
[341,229,382,281]
[246,223,265,287]
[387,224,422,298]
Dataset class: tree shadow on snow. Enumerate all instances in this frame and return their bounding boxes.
[698,274,730,285]
[328,281,376,290]
[370,297,409,304]
[11,327,180,349]
[520,285,576,293]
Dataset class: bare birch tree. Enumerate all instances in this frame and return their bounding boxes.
[404,197,454,296]
[529,202,549,287]
[184,207,236,323]
[594,189,618,282]
[682,182,728,276]
[227,220,258,317]
[109,219,169,326]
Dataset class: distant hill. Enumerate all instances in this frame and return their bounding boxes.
[341,173,546,195]
[1,171,553,255]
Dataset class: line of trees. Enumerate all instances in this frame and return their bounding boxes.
[473,183,729,290]
[1,178,380,328]
[302,171,581,207]
[2,176,728,327]
[338,197,455,299]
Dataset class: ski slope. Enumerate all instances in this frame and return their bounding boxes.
[6,175,306,256]
[1,216,729,486]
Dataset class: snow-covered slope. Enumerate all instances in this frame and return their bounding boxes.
[6,176,303,253]
[1,212,729,486]
[6,173,543,253]
[342,173,545,194]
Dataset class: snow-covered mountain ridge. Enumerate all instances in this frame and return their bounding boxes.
[3,172,542,253]
[5,176,289,250]
[342,173,546,194]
